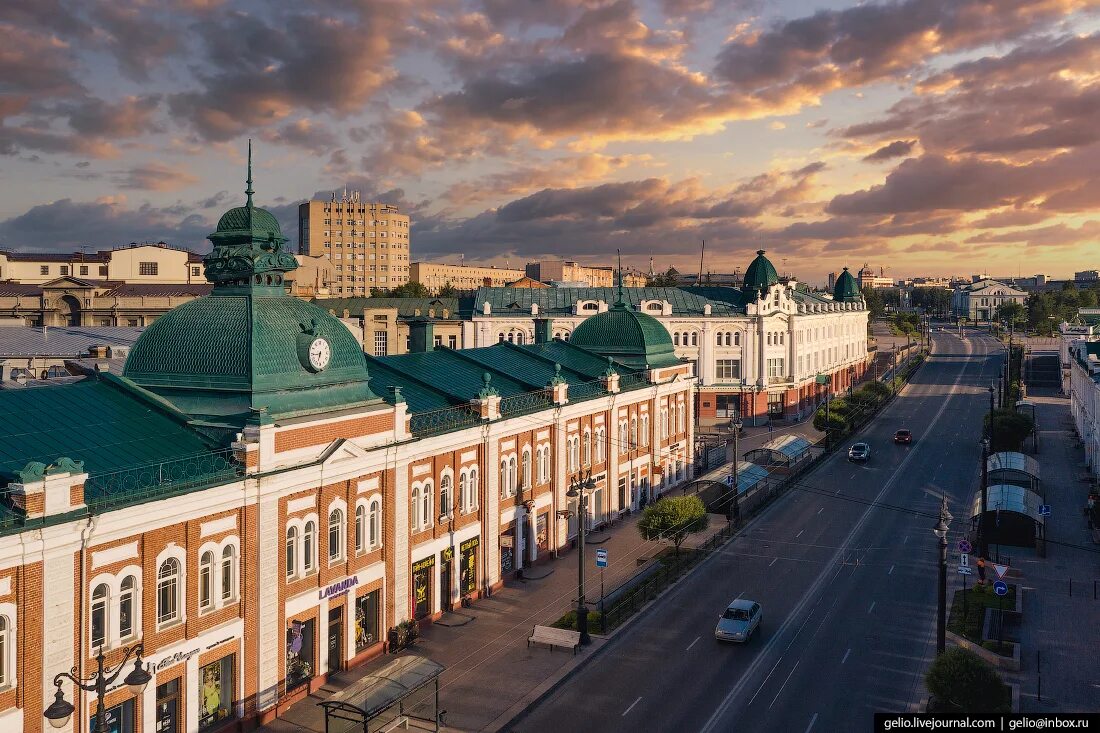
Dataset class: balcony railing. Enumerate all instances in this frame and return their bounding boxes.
[409,403,482,437]
[85,448,244,513]
[569,379,608,400]
[499,388,554,416]
[618,373,648,390]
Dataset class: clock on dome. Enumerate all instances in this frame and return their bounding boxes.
[306,337,331,372]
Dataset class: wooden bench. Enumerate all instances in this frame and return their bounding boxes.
[528,625,581,654]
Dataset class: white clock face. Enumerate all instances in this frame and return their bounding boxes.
[308,337,331,371]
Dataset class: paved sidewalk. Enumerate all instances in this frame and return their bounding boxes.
[260,418,826,733]
[985,393,1100,713]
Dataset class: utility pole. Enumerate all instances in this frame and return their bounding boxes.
[933,495,952,655]
[730,417,743,525]
[566,472,595,645]
[980,436,990,560]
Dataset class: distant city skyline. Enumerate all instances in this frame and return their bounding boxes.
[2,0,1098,283]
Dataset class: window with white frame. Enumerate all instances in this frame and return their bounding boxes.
[716,359,740,381]
[303,520,317,573]
[677,400,685,432]
[641,415,649,446]
[767,358,785,378]
[355,504,366,554]
[468,467,479,510]
[458,471,469,512]
[440,474,453,516]
[411,486,422,529]
[521,450,531,489]
[662,408,669,439]
[118,575,136,640]
[286,526,298,577]
[199,551,215,611]
[619,422,628,454]
[568,437,579,472]
[221,544,236,603]
[630,417,638,447]
[500,461,508,498]
[369,499,381,548]
[596,428,605,463]
[91,583,108,648]
[156,557,181,626]
[421,481,433,526]
[0,614,10,688]
[583,429,591,466]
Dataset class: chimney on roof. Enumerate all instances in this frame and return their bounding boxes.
[534,317,553,344]
[408,319,434,353]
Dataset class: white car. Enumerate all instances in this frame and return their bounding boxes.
[848,442,870,462]
[715,599,762,643]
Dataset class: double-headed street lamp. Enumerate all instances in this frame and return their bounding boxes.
[728,417,744,526]
[566,470,596,646]
[933,495,952,655]
[44,643,152,732]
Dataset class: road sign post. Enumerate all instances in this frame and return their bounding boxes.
[595,548,608,633]
[1038,504,1051,517]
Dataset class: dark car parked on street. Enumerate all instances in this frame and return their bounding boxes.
[894,429,912,444]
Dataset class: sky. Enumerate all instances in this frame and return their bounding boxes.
[2,0,1099,285]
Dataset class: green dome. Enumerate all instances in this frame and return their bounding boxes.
[833,267,861,302]
[124,293,377,422]
[215,205,283,237]
[570,304,680,370]
[742,249,779,301]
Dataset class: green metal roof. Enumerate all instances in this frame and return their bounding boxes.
[473,287,739,316]
[742,250,779,301]
[314,297,464,320]
[678,286,747,309]
[833,268,861,302]
[570,305,681,370]
[0,377,220,486]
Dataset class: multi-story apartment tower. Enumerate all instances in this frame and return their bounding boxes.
[298,190,411,295]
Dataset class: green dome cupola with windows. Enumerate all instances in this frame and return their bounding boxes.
[833,267,861,302]
[741,249,779,302]
[123,143,379,425]
[570,266,681,370]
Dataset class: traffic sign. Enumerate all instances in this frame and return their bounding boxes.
[957,566,973,575]
[993,580,1008,596]
[1039,504,1051,517]
[595,548,608,568]
[725,474,735,487]
[992,562,1010,579]
[959,553,969,567]
[957,539,972,554]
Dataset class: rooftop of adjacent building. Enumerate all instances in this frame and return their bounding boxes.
[0,242,205,263]
[0,325,143,358]
[313,296,472,320]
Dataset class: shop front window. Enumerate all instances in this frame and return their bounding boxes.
[412,556,435,620]
[460,537,479,596]
[91,699,134,733]
[198,655,235,731]
[355,591,380,651]
[156,679,180,733]
[768,393,784,417]
[286,619,314,691]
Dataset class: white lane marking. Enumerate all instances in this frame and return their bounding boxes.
[817,507,824,515]
[841,648,851,665]
[686,636,701,651]
[768,659,802,710]
[805,713,819,733]
[622,697,642,717]
[903,535,909,544]
[888,564,895,575]
[769,558,778,567]
[736,591,745,600]
[868,601,876,614]
[795,529,804,538]
[698,335,974,733]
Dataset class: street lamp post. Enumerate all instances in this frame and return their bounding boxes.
[933,495,952,655]
[729,417,743,526]
[44,643,151,732]
[980,436,990,561]
[566,471,596,645]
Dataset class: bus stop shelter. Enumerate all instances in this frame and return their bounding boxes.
[744,435,813,470]
[684,462,769,515]
[319,655,445,733]
[969,483,1046,548]
[987,451,1041,493]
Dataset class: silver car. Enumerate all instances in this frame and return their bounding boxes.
[715,599,762,643]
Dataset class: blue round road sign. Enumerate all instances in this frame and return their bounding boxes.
[957,539,972,554]
[993,580,1008,596]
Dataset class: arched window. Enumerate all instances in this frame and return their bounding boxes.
[641,415,649,446]
[734,332,740,346]
[118,575,136,640]
[583,430,591,466]
[677,401,685,432]
[199,551,215,611]
[630,417,638,447]
[0,617,9,687]
[726,332,733,346]
[716,332,723,346]
[328,509,344,563]
[662,408,669,438]
[568,438,578,472]
[596,429,605,463]
[508,457,517,495]
[221,544,236,602]
[521,450,531,488]
[673,332,680,346]
[411,486,421,528]
[369,499,381,547]
[303,521,316,573]
[156,558,181,626]
[619,422,628,454]
[458,471,469,512]
[498,332,505,342]
[516,332,525,344]
[766,332,772,345]
[355,504,366,554]
[440,474,453,516]
[500,461,508,498]
[691,332,698,346]
[286,526,298,578]
[91,583,108,648]
[422,482,433,525]
[469,467,479,509]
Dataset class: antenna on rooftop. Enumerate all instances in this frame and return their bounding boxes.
[698,239,705,280]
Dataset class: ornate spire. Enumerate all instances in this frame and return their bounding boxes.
[615,249,625,307]
[245,138,255,208]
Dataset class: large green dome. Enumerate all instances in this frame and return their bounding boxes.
[742,249,779,301]
[833,267,861,302]
[214,204,283,237]
[570,304,680,370]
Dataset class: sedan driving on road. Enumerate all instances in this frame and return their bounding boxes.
[715,599,761,643]
[848,442,870,461]
[894,429,912,444]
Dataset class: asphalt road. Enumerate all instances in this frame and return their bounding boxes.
[511,331,1002,733]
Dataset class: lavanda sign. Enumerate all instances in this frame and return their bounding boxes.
[319,576,359,600]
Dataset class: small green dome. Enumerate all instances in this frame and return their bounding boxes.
[742,249,779,301]
[570,305,680,370]
[214,205,283,237]
[833,267,861,302]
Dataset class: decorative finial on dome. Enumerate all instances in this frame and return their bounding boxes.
[756,249,766,256]
[615,248,625,307]
[245,138,255,208]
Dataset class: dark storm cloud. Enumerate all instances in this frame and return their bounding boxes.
[863,140,915,162]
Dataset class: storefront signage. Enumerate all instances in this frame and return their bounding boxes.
[500,535,513,548]
[156,648,201,673]
[318,576,359,601]
[412,555,435,573]
[460,536,480,552]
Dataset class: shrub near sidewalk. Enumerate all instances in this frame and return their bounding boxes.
[637,496,707,559]
[926,647,1011,714]
[947,583,1017,655]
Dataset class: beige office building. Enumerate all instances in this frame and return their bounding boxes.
[410,261,525,292]
[0,243,205,285]
[525,259,616,287]
[298,191,411,295]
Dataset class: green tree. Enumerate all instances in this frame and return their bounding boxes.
[926,647,1011,714]
[813,404,848,434]
[647,268,680,287]
[996,301,1026,329]
[637,495,707,558]
[983,408,1034,452]
[437,281,457,297]
[862,287,886,319]
[389,281,431,298]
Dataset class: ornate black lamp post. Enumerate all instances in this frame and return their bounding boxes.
[933,496,952,655]
[44,643,151,732]
[566,470,596,645]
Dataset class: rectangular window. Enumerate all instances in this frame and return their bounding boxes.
[768,393,784,417]
[198,655,235,731]
[60,265,69,275]
[40,265,49,275]
[715,395,741,419]
[354,590,380,651]
[139,262,159,276]
[373,330,387,356]
[448,335,457,349]
[80,266,89,276]
[767,358,785,378]
[99,266,108,276]
[156,679,180,733]
[715,359,741,381]
[192,266,200,276]
[286,620,314,691]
